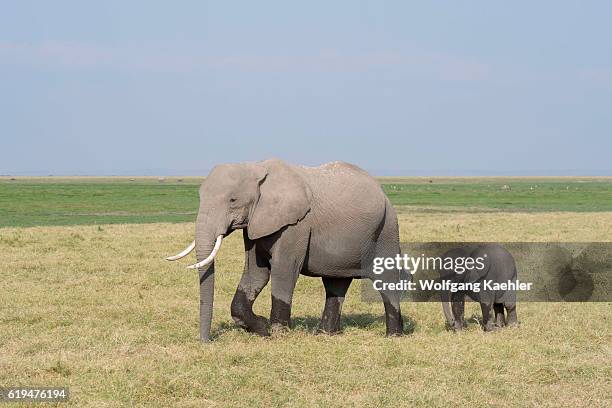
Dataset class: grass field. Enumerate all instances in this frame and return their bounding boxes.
[1,177,611,407]
[1,176,612,227]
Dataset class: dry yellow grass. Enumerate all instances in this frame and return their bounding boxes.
[1,210,610,407]
[398,210,612,242]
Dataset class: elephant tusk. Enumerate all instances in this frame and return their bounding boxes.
[165,240,196,261]
[187,235,223,269]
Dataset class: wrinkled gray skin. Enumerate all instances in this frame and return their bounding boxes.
[192,159,404,341]
[440,243,518,332]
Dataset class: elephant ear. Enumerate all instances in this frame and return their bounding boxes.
[464,247,491,284]
[248,159,312,240]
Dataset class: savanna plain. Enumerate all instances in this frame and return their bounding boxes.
[1,177,611,407]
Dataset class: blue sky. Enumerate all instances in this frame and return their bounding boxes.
[1,1,611,175]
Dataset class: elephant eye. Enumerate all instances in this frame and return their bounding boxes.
[229,198,237,203]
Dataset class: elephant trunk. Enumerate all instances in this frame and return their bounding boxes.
[194,217,222,342]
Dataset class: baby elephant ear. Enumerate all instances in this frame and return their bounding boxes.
[248,159,312,240]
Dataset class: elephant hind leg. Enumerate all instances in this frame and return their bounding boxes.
[505,303,519,327]
[480,302,497,332]
[379,291,404,336]
[373,201,404,336]
[493,303,506,327]
[319,277,352,334]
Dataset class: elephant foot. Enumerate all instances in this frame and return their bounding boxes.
[233,314,270,337]
[445,320,467,331]
[452,319,465,332]
[505,307,519,328]
[252,315,271,336]
[271,322,291,335]
[383,309,404,337]
[231,291,270,336]
[483,321,498,332]
[317,324,342,335]
[385,326,404,337]
[318,317,342,335]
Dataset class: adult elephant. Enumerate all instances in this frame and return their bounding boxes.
[166,159,404,341]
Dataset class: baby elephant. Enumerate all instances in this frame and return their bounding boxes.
[439,243,518,332]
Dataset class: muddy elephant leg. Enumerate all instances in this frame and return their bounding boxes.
[269,265,300,331]
[493,303,506,327]
[505,303,518,327]
[450,292,466,331]
[379,291,403,336]
[268,229,308,331]
[319,277,352,334]
[374,202,404,337]
[231,234,271,336]
[480,302,496,331]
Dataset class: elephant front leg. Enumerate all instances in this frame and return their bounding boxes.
[319,277,352,334]
[231,235,271,337]
[231,274,270,336]
[268,228,308,333]
[480,302,496,332]
[493,303,506,327]
[450,292,466,331]
[269,265,300,332]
